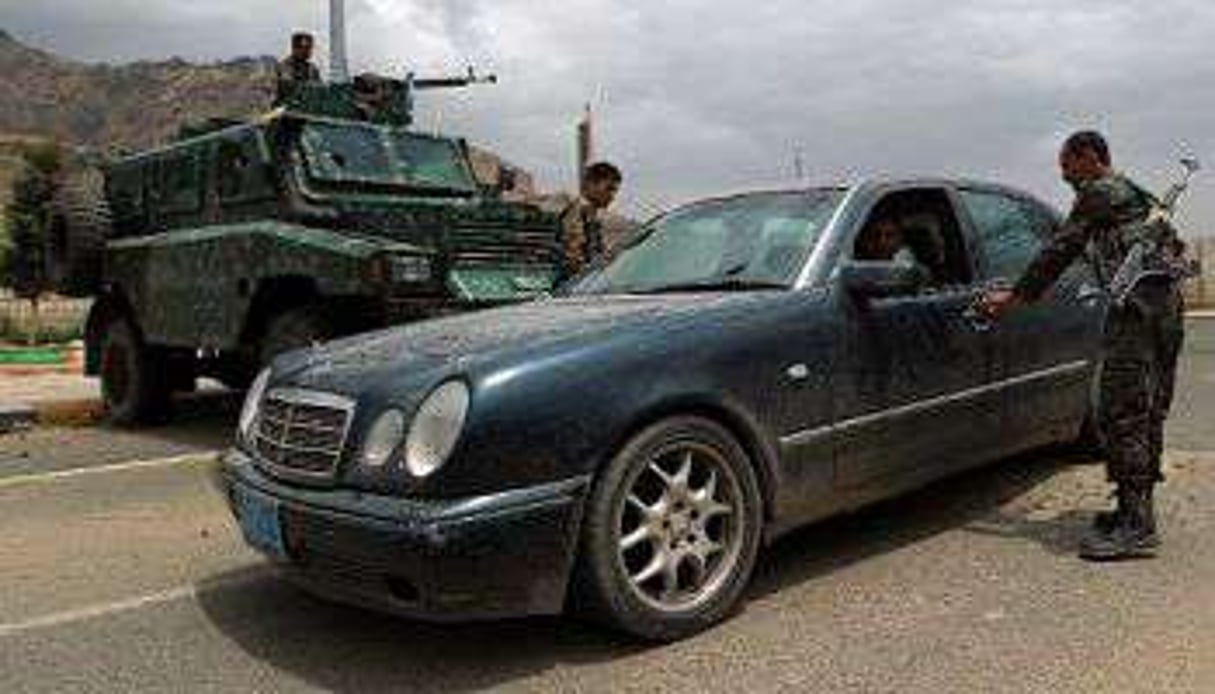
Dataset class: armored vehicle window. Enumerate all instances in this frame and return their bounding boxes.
[389,133,476,192]
[300,122,394,183]
[959,190,1054,280]
[217,135,274,202]
[297,121,475,194]
[159,153,203,214]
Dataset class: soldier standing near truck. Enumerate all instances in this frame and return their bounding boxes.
[981,131,1189,561]
[560,161,623,275]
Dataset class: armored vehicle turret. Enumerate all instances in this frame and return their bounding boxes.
[47,74,565,423]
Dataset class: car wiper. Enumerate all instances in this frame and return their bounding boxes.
[630,278,790,294]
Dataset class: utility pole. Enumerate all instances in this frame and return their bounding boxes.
[576,102,594,190]
[330,0,350,83]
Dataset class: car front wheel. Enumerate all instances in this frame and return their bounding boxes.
[574,416,763,641]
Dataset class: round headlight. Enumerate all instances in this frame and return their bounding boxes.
[361,409,406,469]
[239,368,272,441]
[405,380,470,478]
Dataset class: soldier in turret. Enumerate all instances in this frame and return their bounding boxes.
[981,131,1187,561]
[274,32,322,104]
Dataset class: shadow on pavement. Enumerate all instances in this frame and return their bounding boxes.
[195,568,643,694]
[95,388,244,451]
[196,447,1100,692]
[750,446,1101,598]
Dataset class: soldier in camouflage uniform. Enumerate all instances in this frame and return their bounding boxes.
[274,32,322,105]
[560,161,623,276]
[983,131,1186,561]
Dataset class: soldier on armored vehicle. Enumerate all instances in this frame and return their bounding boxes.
[46,73,564,424]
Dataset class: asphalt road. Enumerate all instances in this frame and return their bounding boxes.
[2,320,1214,693]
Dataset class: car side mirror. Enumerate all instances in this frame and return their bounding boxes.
[838,260,927,300]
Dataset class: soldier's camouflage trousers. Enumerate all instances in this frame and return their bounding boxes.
[1098,280,1185,487]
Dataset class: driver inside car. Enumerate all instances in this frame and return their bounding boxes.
[855,216,932,278]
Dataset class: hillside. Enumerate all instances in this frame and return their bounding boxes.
[0,29,275,152]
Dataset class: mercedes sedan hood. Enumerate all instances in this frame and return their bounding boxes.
[276,293,759,392]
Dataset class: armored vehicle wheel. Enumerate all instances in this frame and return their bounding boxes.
[47,170,111,297]
[573,416,763,642]
[100,316,172,426]
[259,306,335,365]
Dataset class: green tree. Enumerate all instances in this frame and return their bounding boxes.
[3,141,64,298]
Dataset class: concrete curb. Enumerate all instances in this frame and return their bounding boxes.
[34,399,105,427]
[0,404,37,433]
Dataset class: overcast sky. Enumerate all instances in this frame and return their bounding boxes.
[4,0,1215,230]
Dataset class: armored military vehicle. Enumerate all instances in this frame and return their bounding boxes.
[46,74,565,423]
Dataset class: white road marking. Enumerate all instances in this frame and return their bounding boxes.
[0,570,267,638]
[0,452,221,490]
[0,585,199,638]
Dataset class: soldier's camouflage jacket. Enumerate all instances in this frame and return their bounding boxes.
[1014,172,1182,302]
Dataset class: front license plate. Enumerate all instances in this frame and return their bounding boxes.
[235,487,287,560]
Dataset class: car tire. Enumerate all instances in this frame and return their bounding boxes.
[99,316,172,426]
[259,305,334,365]
[573,416,763,642]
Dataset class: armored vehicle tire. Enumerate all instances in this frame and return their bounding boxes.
[259,305,335,365]
[99,316,172,426]
[47,170,111,298]
[573,416,763,642]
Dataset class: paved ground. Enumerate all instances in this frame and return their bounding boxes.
[1,320,1214,693]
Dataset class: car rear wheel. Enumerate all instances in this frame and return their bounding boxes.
[573,416,763,641]
[100,316,171,425]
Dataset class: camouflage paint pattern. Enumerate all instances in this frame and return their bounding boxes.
[90,81,562,361]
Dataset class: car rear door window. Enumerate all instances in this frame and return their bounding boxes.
[959,190,1055,280]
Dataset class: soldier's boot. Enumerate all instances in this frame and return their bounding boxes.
[1091,488,1130,535]
[1079,485,1160,561]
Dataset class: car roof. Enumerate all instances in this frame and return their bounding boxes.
[680,176,1047,208]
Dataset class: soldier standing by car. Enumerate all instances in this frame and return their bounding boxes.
[981,130,1187,561]
[560,161,623,276]
[274,32,322,104]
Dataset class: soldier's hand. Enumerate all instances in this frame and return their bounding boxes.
[978,288,1021,319]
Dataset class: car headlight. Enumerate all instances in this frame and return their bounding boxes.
[239,368,272,442]
[405,380,470,478]
[361,409,406,469]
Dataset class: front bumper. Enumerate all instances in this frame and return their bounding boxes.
[220,449,590,621]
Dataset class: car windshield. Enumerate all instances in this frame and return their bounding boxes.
[299,122,476,193]
[570,190,844,295]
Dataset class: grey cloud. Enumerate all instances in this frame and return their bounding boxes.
[3,0,1214,230]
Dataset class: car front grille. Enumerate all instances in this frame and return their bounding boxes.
[253,389,355,483]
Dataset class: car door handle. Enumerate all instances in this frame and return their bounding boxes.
[960,304,994,333]
[1076,284,1104,307]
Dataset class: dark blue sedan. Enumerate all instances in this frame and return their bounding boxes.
[220,178,1105,641]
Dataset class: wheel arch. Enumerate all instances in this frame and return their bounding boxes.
[239,274,322,346]
[601,396,780,524]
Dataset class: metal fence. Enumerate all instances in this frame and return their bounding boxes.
[0,290,90,344]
